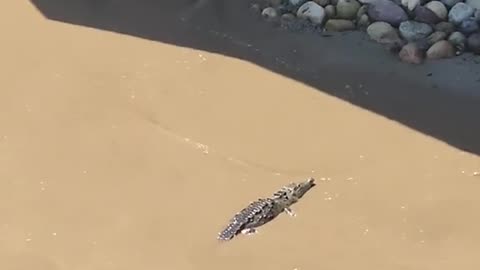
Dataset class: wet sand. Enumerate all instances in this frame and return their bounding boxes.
[2,1,480,270]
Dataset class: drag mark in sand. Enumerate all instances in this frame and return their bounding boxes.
[135,108,314,177]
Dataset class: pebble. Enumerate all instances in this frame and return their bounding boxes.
[367,21,404,46]
[435,21,455,34]
[425,1,448,20]
[426,40,456,59]
[427,31,448,45]
[458,18,480,35]
[465,0,480,9]
[467,32,480,54]
[448,31,467,51]
[399,42,424,64]
[414,6,441,24]
[297,1,326,25]
[314,0,331,6]
[367,0,409,26]
[357,5,368,18]
[402,0,421,11]
[357,14,371,28]
[399,20,433,41]
[440,0,462,8]
[415,38,432,51]
[325,5,337,18]
[448,3,475,25]
[281,13,297,22]
[262,7,279,20]
[290,0,306,5]
[336,0,361,19]
[325,19,356,31]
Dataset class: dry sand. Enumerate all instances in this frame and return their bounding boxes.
[1,1,480,270]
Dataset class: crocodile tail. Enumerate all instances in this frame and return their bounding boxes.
[217,220,243,241]
[217,199,271,241]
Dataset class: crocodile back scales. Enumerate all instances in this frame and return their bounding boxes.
[217,198,281,241]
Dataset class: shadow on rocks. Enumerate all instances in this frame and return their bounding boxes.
[29,0,480,156]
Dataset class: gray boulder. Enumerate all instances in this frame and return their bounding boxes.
[366,0,408,26]
[448,3,475,25]
[399,20,433,41]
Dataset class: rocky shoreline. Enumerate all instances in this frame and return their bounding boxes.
[251,0,480,64]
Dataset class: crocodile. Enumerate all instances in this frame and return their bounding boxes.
[217,177,316,241]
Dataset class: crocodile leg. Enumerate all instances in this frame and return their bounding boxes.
[241,228,258,235]
[284,207,296,217]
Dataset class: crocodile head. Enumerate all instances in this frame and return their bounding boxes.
[273,177,316,204]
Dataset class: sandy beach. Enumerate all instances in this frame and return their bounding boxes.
[1,1,480,269]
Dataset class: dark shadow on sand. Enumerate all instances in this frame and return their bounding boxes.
[30,0,480,155]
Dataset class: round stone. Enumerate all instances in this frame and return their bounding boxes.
[426,40,456,59]
[399,20,433,42]
[336,0,361,20]
[425,1,448,21]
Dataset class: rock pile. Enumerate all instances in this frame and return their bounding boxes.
[251,0,480,64]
